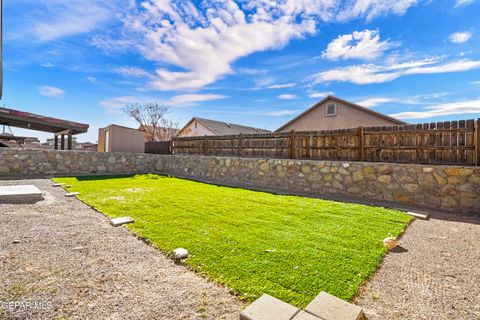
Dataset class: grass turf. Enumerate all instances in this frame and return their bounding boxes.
[54,174,411,308]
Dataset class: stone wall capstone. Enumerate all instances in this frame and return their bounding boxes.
[1,149,479,214]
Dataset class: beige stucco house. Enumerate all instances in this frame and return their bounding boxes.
[276,96,407,132]
[97,124,145,153]
[176,117,270,137]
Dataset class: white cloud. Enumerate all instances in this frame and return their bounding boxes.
[100,96,144,109]
[168,94,227,106]
[449,31,472,44]
[322,29,393,61]
[113,66,153,79]
[86,76,98,84]
[336,0,420,21]
[390,99,480,119]
[454,0,475,7]
[11,1,129,43]
[309,91,334,98]
[95,0,419,91]
[236,68,268,75]
[38,86,65,97]
[277,94,298,100]
[312,58,480,84]
[266,83,297,89]
[355,98,392,107]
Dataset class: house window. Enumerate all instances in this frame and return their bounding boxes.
[194,121,198,129]
[326,103,337,117]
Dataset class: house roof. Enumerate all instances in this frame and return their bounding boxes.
[178,117,270,136]
[275,95,408,132]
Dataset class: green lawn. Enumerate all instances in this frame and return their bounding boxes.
[54,174,411,308]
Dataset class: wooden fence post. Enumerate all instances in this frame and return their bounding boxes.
[290,130,296,159]
[475,118,480,166]
[358,126,365,161]
[238,133,244,157]
[203,137,208,156]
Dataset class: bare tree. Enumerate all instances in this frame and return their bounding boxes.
[124,103,179,142]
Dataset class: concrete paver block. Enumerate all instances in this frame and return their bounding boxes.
[240,294,300,320]
[407,211,429,220]
[65,192,80,197]
[0,185,43,203]
[305,292,366,320]
[110,217,135,227]
[292,310,322,320]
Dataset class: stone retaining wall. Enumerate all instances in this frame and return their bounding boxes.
[1,149,479,213]
[0,148,159,177]
[157,155,480,214]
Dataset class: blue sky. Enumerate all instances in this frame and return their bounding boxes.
[3,0,480,142]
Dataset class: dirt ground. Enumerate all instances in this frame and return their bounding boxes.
[0,179,243,320]
[355,211,480,319]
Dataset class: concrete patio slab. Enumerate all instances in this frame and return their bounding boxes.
[305,292,365,320]
[240,294,300,320]
[0,184,43,203]
[292,310,322,320]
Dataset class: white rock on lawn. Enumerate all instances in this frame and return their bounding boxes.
[173,248,188,259]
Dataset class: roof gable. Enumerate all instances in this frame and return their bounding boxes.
[275,96,407,132]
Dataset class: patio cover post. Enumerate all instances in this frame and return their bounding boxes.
[60,134,65,150]
[54,135,58,150]
[67,134,72,150]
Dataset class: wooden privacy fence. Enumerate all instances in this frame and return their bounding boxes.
[145,141,171,154]
[172,119,480,166]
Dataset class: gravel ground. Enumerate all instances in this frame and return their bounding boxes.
[355,211,480,320]
[0,179,243,320]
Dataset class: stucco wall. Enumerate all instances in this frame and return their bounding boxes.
[1,149,478,214]
[98,125,145,153]
[177,120,214,137]
[279,99,401,131]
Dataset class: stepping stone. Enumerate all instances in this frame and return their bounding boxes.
[65,192,80,197]
[52,183,65,187]
[305,292,366,320]
[0,185,43,203]
[407,211,429,220]
[110,217,134,227]
[292,311,322,320]
[240,294,300,320]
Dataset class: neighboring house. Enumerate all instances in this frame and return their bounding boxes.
[97,124,145,153]
[176,117,270,137]
[276,96,407,132]
[138,125,179,141]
